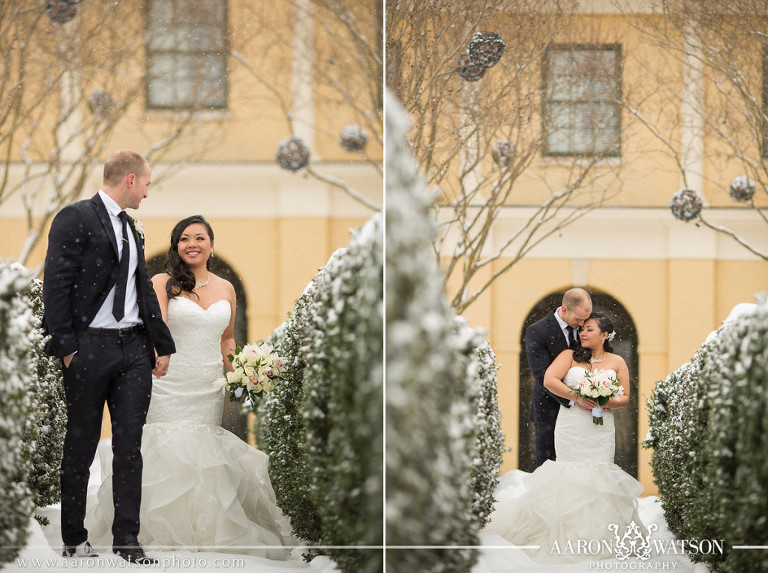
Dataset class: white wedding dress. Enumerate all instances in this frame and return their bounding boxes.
[483,367,645,562]
[85,296,291,558]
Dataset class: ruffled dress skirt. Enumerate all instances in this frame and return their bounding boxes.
[483,394,645,563]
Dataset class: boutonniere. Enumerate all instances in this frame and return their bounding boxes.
[130,218,145,240]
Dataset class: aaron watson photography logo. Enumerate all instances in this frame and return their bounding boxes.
[550,520,725,567]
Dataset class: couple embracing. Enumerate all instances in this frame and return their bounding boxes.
[485,288,647,562]
[43,150,289,564]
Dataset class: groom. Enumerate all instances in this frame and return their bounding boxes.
[525,288,592,467]
[43,149,175,564]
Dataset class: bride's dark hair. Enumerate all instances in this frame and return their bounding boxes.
[572,312,615,363]
[164,215,214,300]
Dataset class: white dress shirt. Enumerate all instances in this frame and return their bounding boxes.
[89,190,143,328]
[553,307,575,346]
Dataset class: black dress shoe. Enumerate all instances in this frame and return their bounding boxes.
[62,541,99,557]
[113,545,158,565]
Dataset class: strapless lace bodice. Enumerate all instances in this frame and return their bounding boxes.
[146,297,231,426]
[556,366,617,463]
[562,366,618,389]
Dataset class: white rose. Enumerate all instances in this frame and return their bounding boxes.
[226,370,240,383]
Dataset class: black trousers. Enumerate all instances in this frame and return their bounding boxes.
[534,421,557,467]
[60,330,152,548]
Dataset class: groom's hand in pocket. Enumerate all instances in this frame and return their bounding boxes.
[153,355,170,378]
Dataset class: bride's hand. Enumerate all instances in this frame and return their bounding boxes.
[575,396,596,411]
[153,355,170,378]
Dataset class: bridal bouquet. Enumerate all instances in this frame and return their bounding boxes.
[573,369,624,425]
[219,342,286,403]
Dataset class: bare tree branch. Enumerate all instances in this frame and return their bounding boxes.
[621,0,768,260]
[389,0,630,313]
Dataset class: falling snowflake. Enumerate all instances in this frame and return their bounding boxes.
[669,188,703,222]
[275,136,310,172]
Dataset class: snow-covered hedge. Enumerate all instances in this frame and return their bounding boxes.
[257,288,322,546]
[385,91,481,573]
[645,296,768,572]
[469,341,505,529]
[0,264,36,564]
[22,278,66,512]
[256,215,382,573]
[302,214,383,573]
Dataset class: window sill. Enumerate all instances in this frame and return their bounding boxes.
[142,109,232,122]
[536,155,624,168]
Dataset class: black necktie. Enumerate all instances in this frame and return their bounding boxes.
[565,325,577,348]
[112,211,130,322]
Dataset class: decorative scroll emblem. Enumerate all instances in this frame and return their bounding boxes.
[609,521,659,561]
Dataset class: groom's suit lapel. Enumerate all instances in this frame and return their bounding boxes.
[90,193,119,257]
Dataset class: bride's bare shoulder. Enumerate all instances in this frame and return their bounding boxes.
[151,272,171,289]
[607,353,627,368]
[208,273,235,301]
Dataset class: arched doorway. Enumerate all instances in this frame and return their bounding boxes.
[518,290,639,477]
[146,253,249,441]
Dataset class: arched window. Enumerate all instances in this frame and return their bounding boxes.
[518,290,639,477]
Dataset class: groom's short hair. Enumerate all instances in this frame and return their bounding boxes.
[103,149,149,186]
[562,288,591,310]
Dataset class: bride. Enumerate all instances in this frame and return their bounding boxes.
[86,215,291,560]
[483,312,645,562]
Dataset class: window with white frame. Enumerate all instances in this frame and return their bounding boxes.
[146,0,228,110]
[542,44,622,157]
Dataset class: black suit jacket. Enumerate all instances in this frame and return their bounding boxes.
[42,193,175,366]
[525,311,572,425]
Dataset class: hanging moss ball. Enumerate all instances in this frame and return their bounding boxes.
[457,54,486,82]
[340,124,368,153]
[669,188,703,222]
[468,32,506,69]
[492,140,514,166]
[728,175,756,203]
[46,0,78,24]
[276,136,310,172]
[87,90,115,118]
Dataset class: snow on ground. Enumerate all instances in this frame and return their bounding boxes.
[4,441,337,573]
[5,448,709,573]
[473,471,710,573]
